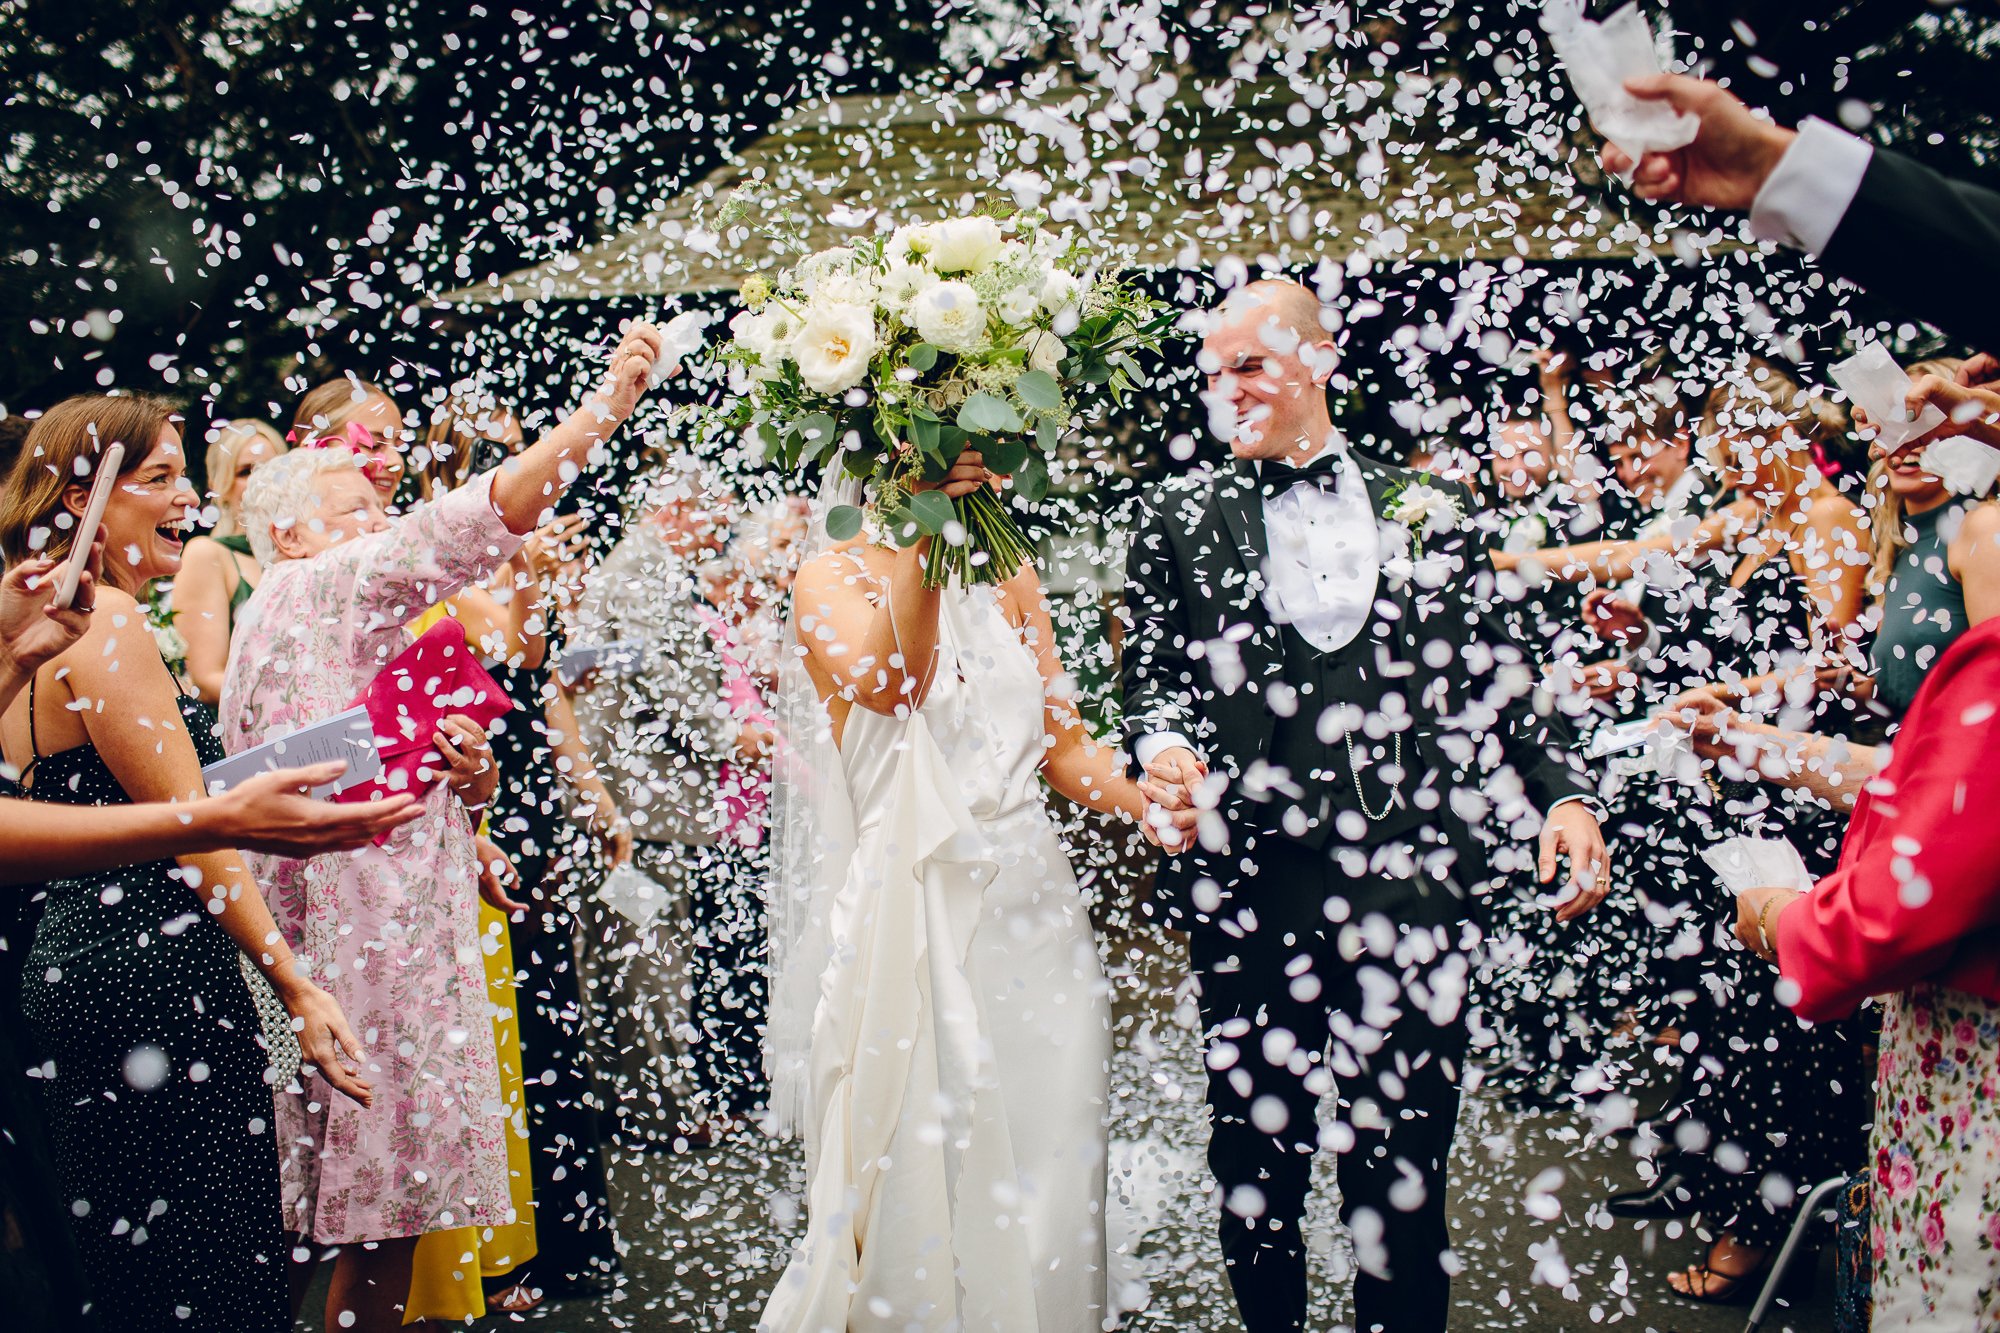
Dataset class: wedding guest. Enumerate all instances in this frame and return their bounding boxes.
[1682,362,2000,804]
[175,418,287,702]
[1600,72,2000,350]
[0,395,372,1333]
[409,392,627,1309]
[288,373,409,504]
[569,470,736,1145]
[225,324,665,1333]
[1733,615,2000,1327]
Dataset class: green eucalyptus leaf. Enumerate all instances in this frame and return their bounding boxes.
[908,489,955,535]
[1013,369,1061,412]
[985,435,1030,475]
[907,343,939,373]
[957,391,1023,434]
[1015,454,1052,503]
[825,504,864,542]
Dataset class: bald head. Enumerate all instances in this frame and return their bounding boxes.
[1202,278,1339,463]
[1215,279,1331,353]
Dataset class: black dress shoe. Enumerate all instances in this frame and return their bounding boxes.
[1607,1167,1698,1219]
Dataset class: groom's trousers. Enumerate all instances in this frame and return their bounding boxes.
[1190,832,1471,1333]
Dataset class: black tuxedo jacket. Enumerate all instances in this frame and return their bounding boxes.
[1822,148,2000,351]
[1120,453,1595,920]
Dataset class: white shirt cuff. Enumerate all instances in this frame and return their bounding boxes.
[1747,117,1874,256]
[1136,731,1200,770]
[1548,793,1605,821]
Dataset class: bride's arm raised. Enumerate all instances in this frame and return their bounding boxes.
[1002,563,1153,830]
[791,451,996,720]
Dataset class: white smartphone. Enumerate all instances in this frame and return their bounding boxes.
[50,441,125,610]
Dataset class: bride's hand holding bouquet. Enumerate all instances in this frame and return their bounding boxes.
[710,207,1172,587]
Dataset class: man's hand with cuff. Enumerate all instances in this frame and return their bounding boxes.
[1136,740,1206,854]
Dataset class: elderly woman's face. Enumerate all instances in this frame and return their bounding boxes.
[274,467,389,561]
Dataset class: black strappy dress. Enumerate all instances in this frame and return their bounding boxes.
[14,678,287,1332]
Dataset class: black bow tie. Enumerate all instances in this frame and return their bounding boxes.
[1259,453,1344,501]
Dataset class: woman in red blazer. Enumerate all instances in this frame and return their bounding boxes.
[1734,615,2000,1326]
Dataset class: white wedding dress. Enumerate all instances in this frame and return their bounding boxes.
[760,583,1112,1333]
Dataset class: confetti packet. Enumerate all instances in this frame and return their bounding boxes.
[597,862,672,930]
[1700,835,1817,895]
[1542,1,1700,164]
[1829,342,1947,450]
[1921,434,2000,496]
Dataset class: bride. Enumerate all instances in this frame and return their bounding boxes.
[759,449,1175,1332]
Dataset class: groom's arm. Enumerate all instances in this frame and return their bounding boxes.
[1120,484,1205,779]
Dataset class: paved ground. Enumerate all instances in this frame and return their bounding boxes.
[305,935,1837,1332]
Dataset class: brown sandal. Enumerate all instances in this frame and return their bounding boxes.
[1665,1241,1770,1305]
[488,1282,544,1314]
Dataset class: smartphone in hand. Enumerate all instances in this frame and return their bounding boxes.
[50,442,125,610]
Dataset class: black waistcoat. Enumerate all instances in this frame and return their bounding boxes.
[1253,603,1442,852]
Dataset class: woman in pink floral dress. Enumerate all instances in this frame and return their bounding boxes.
[219,325,668,1333]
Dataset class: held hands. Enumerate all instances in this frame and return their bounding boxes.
[1891,373,2000,456]
[1538,801,1610,923]
[436,714,498,813]
[214,763,423,855]
[1599,74,1797,211]
[1137,746,1207,853]
[1732,885,1803,962]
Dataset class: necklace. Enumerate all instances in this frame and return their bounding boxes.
[1345,728,1404,821]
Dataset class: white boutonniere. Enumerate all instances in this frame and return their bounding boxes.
[1504,511,1549,553]
[1383,481,1464,555]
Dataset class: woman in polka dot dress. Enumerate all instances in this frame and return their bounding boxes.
[0,397,371,1332]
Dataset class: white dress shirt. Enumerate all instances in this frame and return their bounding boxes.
[1137,443,1376,770]
[1748,116,1875,256]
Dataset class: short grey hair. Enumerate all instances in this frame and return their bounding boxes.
[238,446,362,567]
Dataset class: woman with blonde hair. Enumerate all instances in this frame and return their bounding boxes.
[174,418,287,702]
[289,373,408,504]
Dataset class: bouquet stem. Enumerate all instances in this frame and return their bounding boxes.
[922,486,1037,589]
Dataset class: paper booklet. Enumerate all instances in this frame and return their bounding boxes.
[1543,1,1700,164]
[597,862,671,930]
[201,705,383,799]
[1700,835,1817,895]
[556,639,646,687]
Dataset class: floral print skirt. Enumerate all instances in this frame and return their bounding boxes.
[1871,983,2000,1325]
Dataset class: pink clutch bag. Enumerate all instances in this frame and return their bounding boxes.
[332,617,514,807]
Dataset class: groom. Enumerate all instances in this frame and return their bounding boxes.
[1121,279,1608,1333]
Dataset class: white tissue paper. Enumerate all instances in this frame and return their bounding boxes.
[597,862,671,930]
[1700,835,1817,896]
[1829,342,1947,451]
[1542,1,1700,163]
[1921,434,2000,497]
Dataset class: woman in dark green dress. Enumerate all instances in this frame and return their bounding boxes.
[177,419,287,705]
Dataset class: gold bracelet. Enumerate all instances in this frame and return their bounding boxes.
[1756,896,1784,960]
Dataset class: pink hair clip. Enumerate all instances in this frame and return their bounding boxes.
[287,420,380,452]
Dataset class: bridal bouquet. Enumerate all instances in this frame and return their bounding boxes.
[715,209,1172,586]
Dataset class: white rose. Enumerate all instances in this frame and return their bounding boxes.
[1388,483,1463,540]
[995,284,1040,325]
[1018,329,1066,377]
[908,281,988,354]
[878,261,929,313]
[887,223,937,265]
[790,302,877,395]
[927,216,1005,273]
[1039,269,1081,313]
[813,270,880,310]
